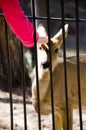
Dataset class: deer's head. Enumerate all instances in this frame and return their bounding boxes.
[37,24,68,71]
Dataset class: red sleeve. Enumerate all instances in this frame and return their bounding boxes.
[0,0,39,48]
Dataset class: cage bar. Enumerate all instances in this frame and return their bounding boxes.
[46,0,55,130]
[20,43,27,130]
[4,19,14,130]
[60,0,69,130]
[31,0,42,129]
[75,0,83,130]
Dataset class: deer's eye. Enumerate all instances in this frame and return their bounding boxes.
[55,48,58,53]
[39,46,42,50]
[46,48,49,54]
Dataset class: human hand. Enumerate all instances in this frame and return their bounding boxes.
[37,36,48,44]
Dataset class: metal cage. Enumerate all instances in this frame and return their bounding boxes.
[0,0,86,130]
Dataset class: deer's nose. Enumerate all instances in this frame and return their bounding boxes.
[41,61,49,69]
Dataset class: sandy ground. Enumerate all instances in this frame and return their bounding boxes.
[0,88,86,130]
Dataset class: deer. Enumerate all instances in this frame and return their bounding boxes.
[32,24,86,130]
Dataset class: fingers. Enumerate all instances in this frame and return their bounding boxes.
[37,36,48,44]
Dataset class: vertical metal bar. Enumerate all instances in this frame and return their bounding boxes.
[31,0,41,130]
[75,0,83,130]
[46,0,55,130]
[60,0,69,130]
[20,43,27,130]
[4,19,14,130]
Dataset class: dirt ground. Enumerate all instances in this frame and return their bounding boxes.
[0,88,86,130]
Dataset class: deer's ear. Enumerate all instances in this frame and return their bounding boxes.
[53,24,68,40]
[37,24,47,37]
[51,24,68,48]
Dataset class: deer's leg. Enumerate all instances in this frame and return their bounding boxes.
[61,107,73,130]
[68,107,73,130]
[54,111,63,130]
